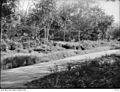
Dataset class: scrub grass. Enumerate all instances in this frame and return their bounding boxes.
[25,54,120,88]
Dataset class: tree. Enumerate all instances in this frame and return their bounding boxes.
[27,0,56,43]
[58,6,69,41]
[70,5,114,41]
[1,0,18,40]
[1,0,17,18]
[97,15,114,40]
[107,24,120,40]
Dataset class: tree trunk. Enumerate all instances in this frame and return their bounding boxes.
[44,28,46,42]
[46,28,48,42]
[69,31,71,41]
[63,31,65,41]
[78,31,81,42]
[44,27,47,53]
[1,30,2,40]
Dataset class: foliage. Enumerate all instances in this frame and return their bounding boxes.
[7,40,22,50]
[1,0,17,18]
[1,55,37,70]
[1,0,116,46]
[107,24,120,39]
[26,0,56,41]
[0,39,8,51]
[1,0,20,40]
[70,5,114,40]
[25,54,120,88]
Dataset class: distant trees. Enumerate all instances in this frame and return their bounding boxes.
[57,5,73,41]
[26,0,56,42]
[1,0,17,39]
[107,24,120,40]
[84,6,114,40]
[1,0,117,43]
[1,0,16,18]
[57,3,114,41]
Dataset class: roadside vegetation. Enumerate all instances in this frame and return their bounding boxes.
[1,0,120,88]
[1,0,120,71]
[1,0,120,52]
[1,40,119,70]
[25,54,120,88]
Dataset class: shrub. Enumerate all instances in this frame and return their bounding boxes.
[16,48,21,53]
[107,25,120,40]
[1,44,7,51]
[1,40,7,51]
[33,46,45,53]
[8,42,16,50]
[7,40,22,50]
[28,49,33,53]
[15,48,29,53]
[25,54,120,88]
[29,41,37,48]
[1,55,37,70]
[0,41,7,51]
[22,42,30,49]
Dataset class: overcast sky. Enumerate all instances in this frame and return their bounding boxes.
[97,0,120,23]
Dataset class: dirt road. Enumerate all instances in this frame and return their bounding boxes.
[1,49,120,88]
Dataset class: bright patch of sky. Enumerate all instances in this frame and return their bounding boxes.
[97,0,120,23]
[16,0,35,16]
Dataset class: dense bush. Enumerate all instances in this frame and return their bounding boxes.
[1,40,7,51]
[25,54,120,88]
[112,27,120,39]
[1,55,37,70]
[22,42,30,49]
[1,39,23,51]
[54,40,115,50]
[107,25,120,40]
[6,40,22,50]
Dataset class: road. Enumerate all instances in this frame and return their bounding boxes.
[1,49,120,88]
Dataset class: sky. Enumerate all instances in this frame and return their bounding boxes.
[17,0,120,23]
[16,0,35,16]
[97,0,120,23]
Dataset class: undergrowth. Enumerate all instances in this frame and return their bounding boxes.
[25,54,120,88]
[1,55,38,70]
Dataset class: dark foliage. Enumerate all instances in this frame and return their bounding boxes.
[25,54,120,88]
[1,55,37,70]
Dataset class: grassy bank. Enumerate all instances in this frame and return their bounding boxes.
[1,46,112,70]
[1,40,119,70]
[25,54,120,88]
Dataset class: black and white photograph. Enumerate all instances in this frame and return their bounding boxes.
[1,0,120,89]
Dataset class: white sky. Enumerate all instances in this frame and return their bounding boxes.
[97,0,120,23]
[16,0,35,16]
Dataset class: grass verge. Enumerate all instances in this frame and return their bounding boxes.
[25,54,120,88]
[0,46,114,70]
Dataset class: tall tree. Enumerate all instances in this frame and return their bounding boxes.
[70,5,114,40]
[27,0,56,42]
[58,4,74,41]
[1,0,17,39]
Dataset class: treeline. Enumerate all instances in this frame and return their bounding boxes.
[1,0,120,43]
